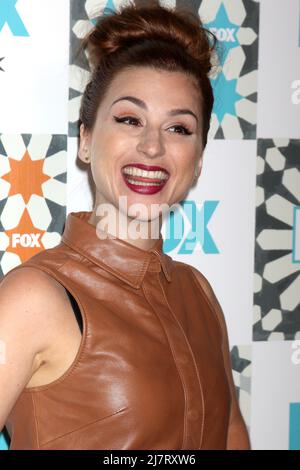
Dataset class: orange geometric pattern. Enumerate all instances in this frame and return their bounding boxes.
[1,150,50,205]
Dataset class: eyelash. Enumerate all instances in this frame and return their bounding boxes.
[113,115,193,136]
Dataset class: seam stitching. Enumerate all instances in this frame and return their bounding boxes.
[189,268,224,348]
[141,277,188,450]
[39,406,129,448]
[157,273,206,450]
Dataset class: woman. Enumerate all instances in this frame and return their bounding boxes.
[0,1,250,450]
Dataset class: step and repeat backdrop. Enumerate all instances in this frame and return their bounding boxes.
[0,0,299,450]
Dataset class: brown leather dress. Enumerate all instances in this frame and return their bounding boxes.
[4,210,250,450]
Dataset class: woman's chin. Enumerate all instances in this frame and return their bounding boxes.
[126,208,162,223]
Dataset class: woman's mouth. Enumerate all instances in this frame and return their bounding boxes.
[121,164,170,195]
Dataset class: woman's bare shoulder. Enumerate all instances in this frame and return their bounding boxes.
[0,265,74,358]
[0,266,79,430]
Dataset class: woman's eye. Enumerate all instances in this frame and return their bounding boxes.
[169,125,192,136]
[113,116,141,126]
[113,116,192,136]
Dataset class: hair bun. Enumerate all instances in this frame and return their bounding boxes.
[80,1,218,76]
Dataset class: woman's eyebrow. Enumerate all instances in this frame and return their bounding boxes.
[110,95,198,123]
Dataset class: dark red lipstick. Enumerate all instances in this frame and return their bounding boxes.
[121,163,170,195]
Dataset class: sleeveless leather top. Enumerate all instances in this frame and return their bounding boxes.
[4,210,250,450]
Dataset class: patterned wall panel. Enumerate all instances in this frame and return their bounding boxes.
[253,139,300,341]
[0,134,67,275]
[198,0,259,140]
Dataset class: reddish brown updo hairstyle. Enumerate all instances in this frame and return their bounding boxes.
[77,0,219,149]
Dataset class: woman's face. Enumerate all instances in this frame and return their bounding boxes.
[79,66,204,223]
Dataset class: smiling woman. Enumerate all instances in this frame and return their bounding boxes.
[1,0,251,450]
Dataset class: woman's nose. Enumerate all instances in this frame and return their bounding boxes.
[136,127,165,158]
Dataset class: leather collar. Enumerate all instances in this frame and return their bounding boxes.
[61,211,173,289]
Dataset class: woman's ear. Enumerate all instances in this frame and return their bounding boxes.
[78,123,91,163]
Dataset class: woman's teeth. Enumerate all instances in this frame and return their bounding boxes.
[126,178,162,186]
[122,166,169,180]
